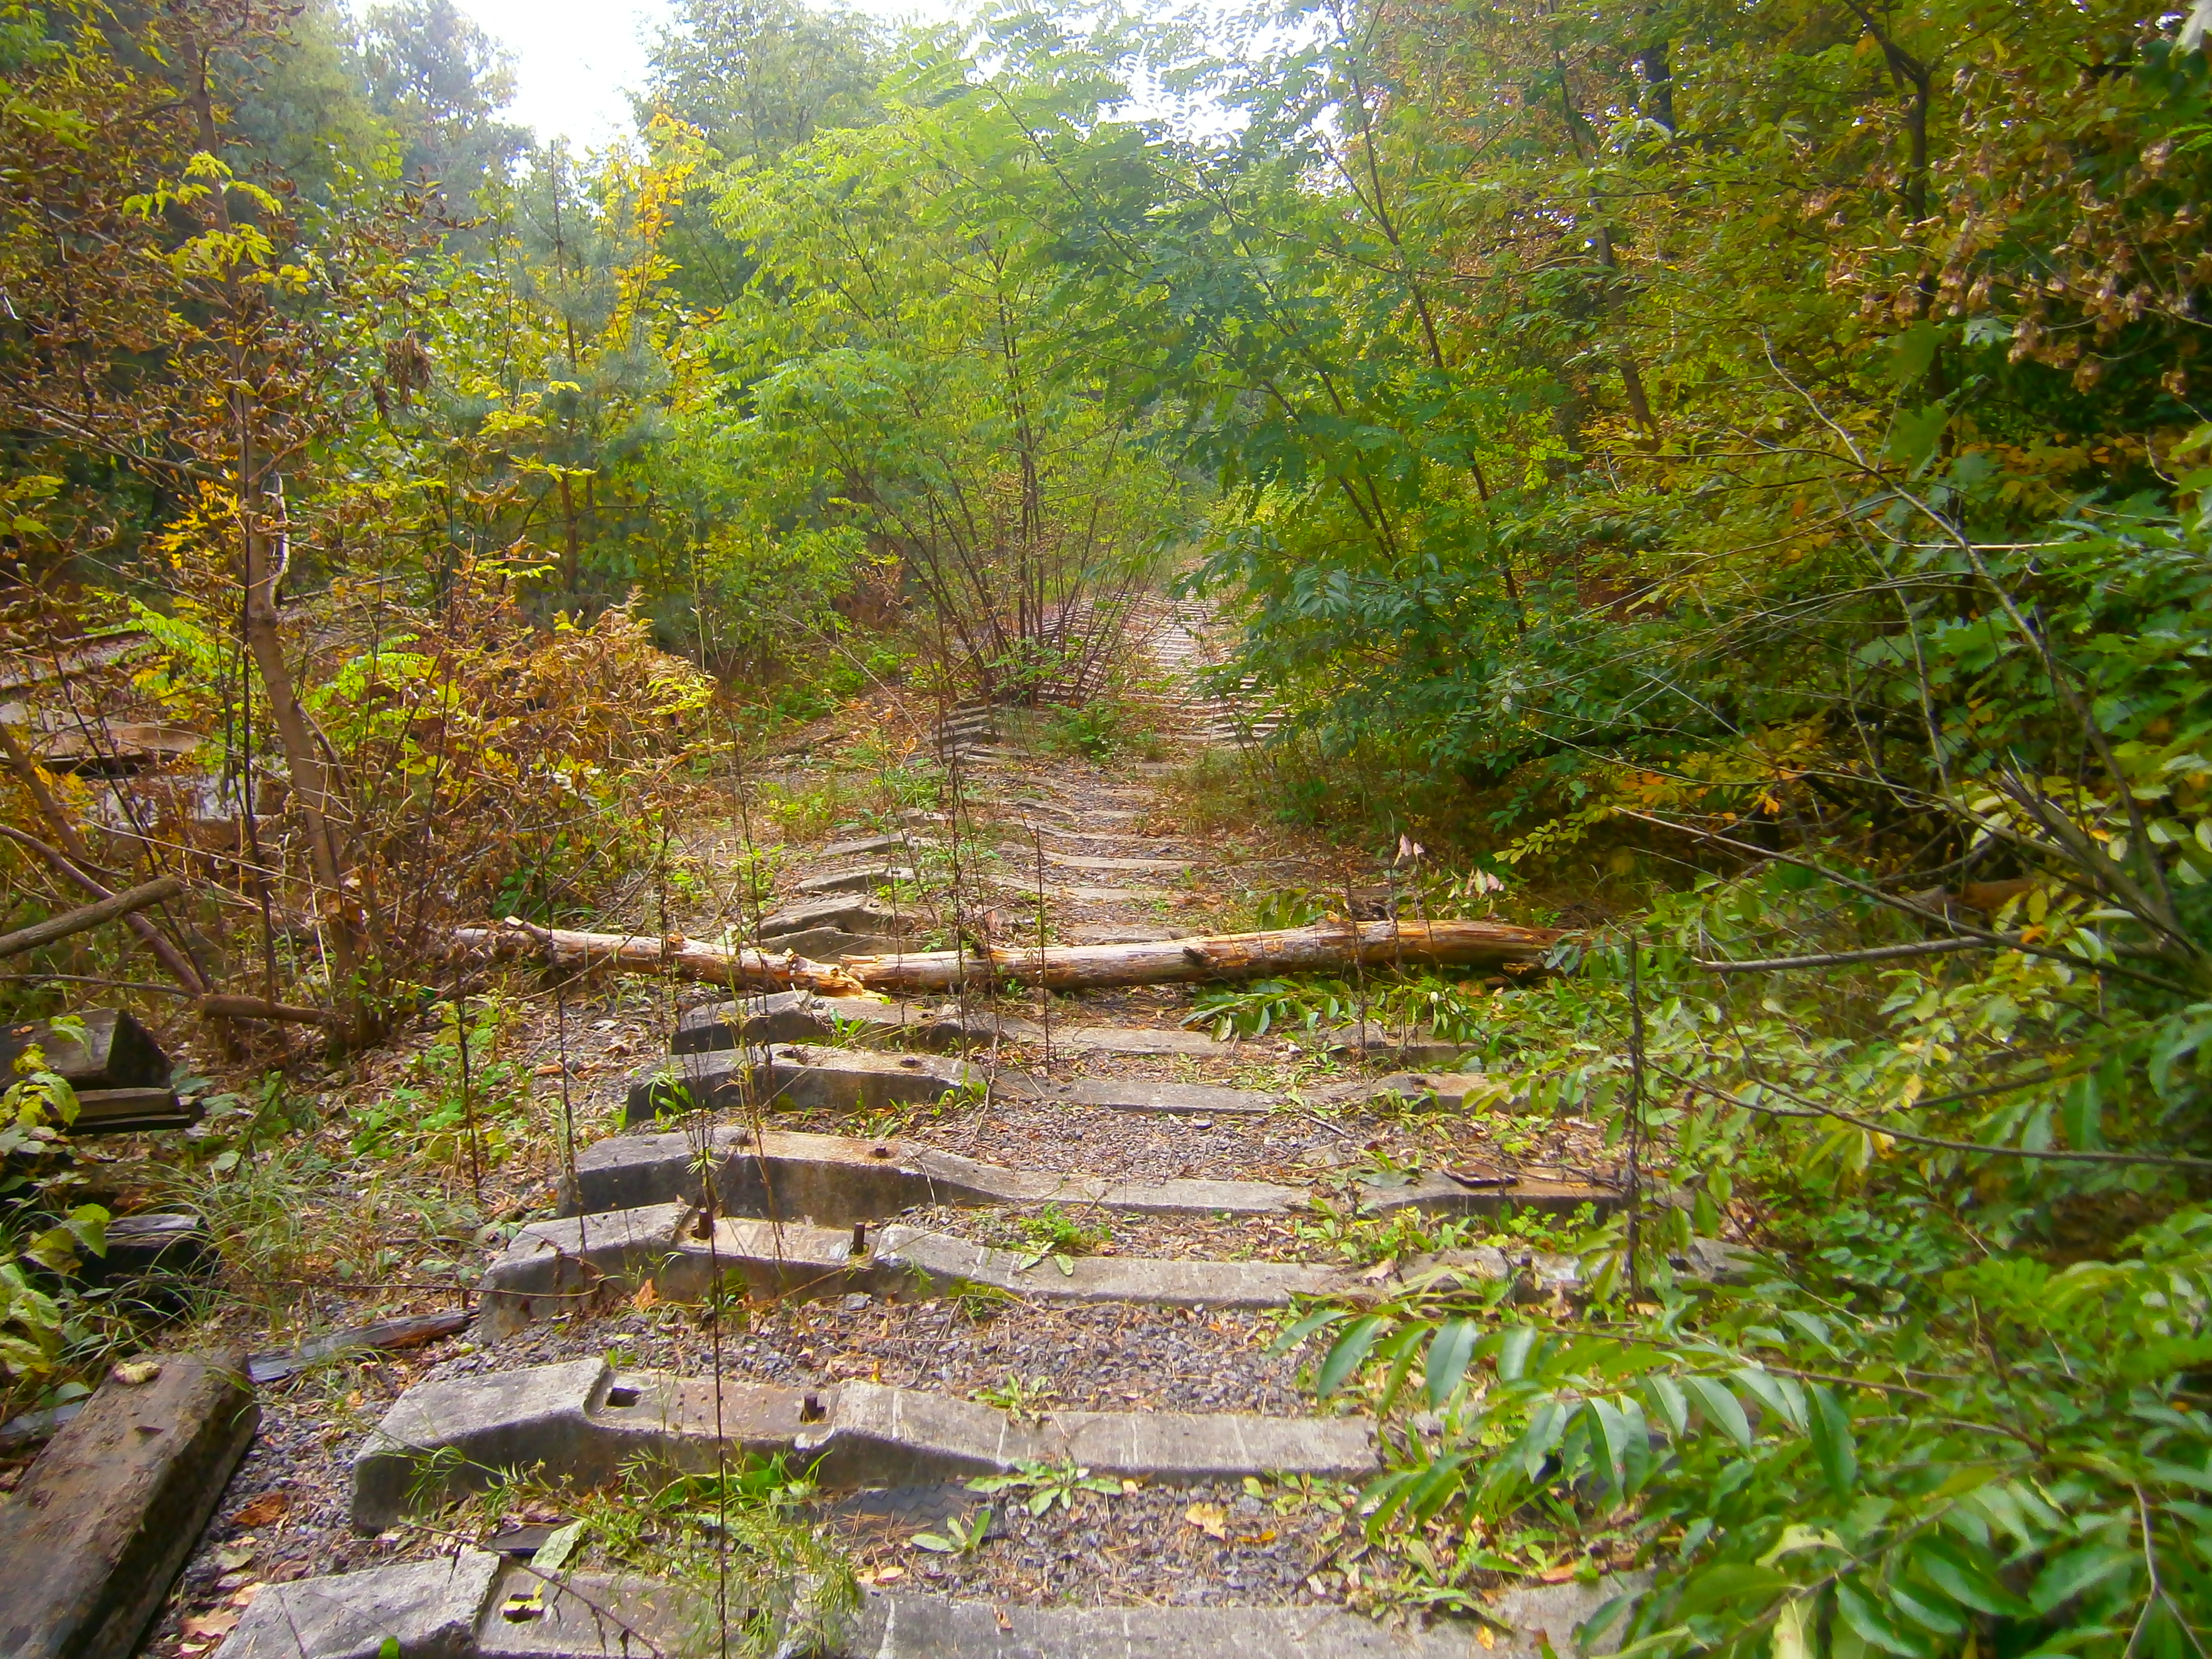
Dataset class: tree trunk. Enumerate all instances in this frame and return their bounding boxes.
[241,478,363,1024]
[456,916,1557,996]
[0,877,185,959]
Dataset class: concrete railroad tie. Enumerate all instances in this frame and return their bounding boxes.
[471,1202,1362,1337]
[214,1549,1640,1659]
[672,988,1241,1057]
[559,1125,1619,1225]
[349,1358,1379,1531]
[627,1043,1293,1124]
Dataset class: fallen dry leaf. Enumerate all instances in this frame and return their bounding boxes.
[873,1566,905,1583]
[229,1584,264,1608]
[1184,1501,1229,1541]
[178,1611,239,1642]
[229,1491,290,1527]
[1479,1627,1497,1649]
[1537,1563,1581,1583]
[631,1281,659,1311]
[112,1360,162,1386]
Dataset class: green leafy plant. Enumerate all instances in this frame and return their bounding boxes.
[911,1504,996,1555]
[1006,1203,1109,1276]
[971,1373,1057,1422]
[941,1278,1018,1322]
[967,1458,1123,1516]
[348,996,531,1169]
[0,1028,109,1382]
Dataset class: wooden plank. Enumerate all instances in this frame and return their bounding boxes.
[246,1310,471,1385]
[0,1349,256,1659]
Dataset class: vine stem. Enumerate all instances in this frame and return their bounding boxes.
[1626,930,1647,1300]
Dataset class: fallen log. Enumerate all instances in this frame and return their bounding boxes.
[456,915,1556,995]
[454,917,870,995]
[0,876,185,961]
[194,992,334,1026]
[845,917,1559,993]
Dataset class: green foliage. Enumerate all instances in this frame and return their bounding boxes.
[348,996,529,1168]
[1299,1207,2212,1658]
[910,1503,996,1556]
[1263,845,2212,1647]
[967,1458,1123,1516]
[970,1373,1057,1423]
[1044,696,1161,762]
[0,1027,111,1382]
[699,25,1200,698]
[497,1457,857,1657]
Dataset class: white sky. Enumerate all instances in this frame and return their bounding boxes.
[454,0,963,151]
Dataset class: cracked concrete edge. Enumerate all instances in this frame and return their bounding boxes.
[674,992,1243,1060]
[474,1203,1347,1339]
[626,1047,1309,1126]
[215,1552,1645,1659]
[628,1045,994,1125]
[349,1361,1379,1532]
[560,1126,1305,1222]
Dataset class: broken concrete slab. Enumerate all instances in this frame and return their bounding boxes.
[350,1359,816,1529]
[214,1550,508,1659]
[562,1126,1304,1223]
[1056,1077,1277,1116]
[216,1556,1639,1659]
[769,926,915,960]
[672,988,832,1049]
[794,866,916,898]
[0,1009,171,1091]
[474,1203,1342,1338]
[0,1349,256,1659]
[672,996,1241,1062]
[352,1361,1376,1530]
[1041,851,1191,873]
[758,896,909,939]
[852,1593,1528,1659]
[628,1043,998,1125]
[64,1086,200,1134]
[1051,1022,1234,1056]
[819,833,919,860]
[672,993,1018,1057]
[809,1383,1373,1490]
[99,1212,208,1273]
[1365,1071,1513,1111]
[1674,1235,1761,1283]
[1359,1170,1619,1222]
[217,1555,698,1659]
[1302,1025,1471,1070]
